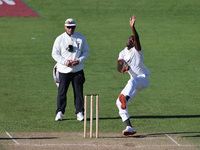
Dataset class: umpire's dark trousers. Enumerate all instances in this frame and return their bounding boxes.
[56,70,85,115]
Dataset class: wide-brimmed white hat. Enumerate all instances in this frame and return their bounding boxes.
[53,63,59,87]
[65,18,76,27]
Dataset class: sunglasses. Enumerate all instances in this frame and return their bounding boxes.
[66,26,76,29]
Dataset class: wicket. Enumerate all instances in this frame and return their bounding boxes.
[84,94,99,138]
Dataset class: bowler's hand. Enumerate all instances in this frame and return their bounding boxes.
[121,65,129,73]
[130,14,136,28]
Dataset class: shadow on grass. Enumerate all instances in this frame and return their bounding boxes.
[100,131,200,139]
[182,135,200,138]
[100,115,200,120]
[62,115,200,121]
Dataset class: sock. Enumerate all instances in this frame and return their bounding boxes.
[125,95,130,101]
[125,118,132,127]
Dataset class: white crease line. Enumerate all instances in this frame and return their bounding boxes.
[1,143,198,147]
[5,131,19,145]
[136,144,197,148]
[21,143,97,147]
[165,134,180,146]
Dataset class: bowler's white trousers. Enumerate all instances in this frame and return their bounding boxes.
[116,74,149,122]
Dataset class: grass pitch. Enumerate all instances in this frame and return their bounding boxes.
[0,0,200,149]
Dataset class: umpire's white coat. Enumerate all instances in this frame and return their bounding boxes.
[52,32,90,74]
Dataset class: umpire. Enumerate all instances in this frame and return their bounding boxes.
[52,18,90,121]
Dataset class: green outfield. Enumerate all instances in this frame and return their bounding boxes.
[0,0,200,149]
